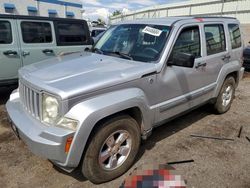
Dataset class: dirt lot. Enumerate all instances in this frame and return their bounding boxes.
[0,73,250,188]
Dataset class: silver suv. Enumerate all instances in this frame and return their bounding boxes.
[6,17,244,183]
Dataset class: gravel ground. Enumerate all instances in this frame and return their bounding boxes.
[0,73,250,188]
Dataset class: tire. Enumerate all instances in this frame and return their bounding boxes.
[82,115,141,184]
[214,76,236,114]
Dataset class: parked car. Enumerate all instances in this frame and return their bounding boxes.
[0,14,93,87]
[243,46,250,70]
[90,27,107,38]
[6,16,244,184]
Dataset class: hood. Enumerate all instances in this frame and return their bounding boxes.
[20,52,157,99]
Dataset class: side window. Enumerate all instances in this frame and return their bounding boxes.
[228,24,241,49]
[205,24,226,55]
[21,22,52,43]
[170,26,201,60]
[0,21,12,44]
[56,22,87,45]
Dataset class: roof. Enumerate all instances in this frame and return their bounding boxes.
[114,16,237,26]
[0,14,86,22]
[115,17,188,26]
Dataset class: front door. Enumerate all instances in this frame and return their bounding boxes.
[156,24,210,123]
[16,20,56,67]
[0,19,21,82]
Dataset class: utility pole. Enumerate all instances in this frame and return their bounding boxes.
[221,0,225,16]
[235,0,239,17]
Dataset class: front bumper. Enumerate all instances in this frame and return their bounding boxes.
[6,91,75,167]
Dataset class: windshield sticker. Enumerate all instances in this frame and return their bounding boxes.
[142,26,162,37]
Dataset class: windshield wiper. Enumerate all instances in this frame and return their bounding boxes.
[107,51,133,60]
[92,48,103,54]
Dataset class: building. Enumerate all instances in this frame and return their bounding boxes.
[0,0,83,19]
[110,0,250,43]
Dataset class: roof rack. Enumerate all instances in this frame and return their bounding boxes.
[193,16,236,19]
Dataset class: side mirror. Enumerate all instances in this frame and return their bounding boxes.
[169,52,195,68]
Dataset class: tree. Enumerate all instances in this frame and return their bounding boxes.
[112,10,122,16]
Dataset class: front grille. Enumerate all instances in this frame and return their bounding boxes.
[19,81,41,119]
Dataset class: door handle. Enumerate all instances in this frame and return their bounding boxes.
[3,50,17,56]
[195,62,207,68]
[42,49,54,54]
[22,51,30,57]
[222,55,231,61]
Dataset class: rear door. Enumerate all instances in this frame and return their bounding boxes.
[0,19,21,82]
[200,23,228,87]
[17,19,56,67]
[53,20,92,55]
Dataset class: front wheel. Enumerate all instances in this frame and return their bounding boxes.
[214,76,236,114]
[82,115,141,184]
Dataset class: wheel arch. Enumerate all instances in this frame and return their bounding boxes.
[62,88,153,168]
[91,107,144,133]
[226,71,238,86]
[78,106,145,171]
[213,62,241,98]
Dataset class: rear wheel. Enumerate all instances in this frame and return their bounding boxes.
[214,76,236,114]
[82,115,141,184]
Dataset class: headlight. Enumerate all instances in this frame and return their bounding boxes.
[42,94,78,131]
[42,94,59,124]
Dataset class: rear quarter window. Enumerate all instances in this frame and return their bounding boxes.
[228,24,242,49]
[0,21,12,44]
[55,21,88,46]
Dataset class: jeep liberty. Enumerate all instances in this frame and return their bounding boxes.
[6,17,244,183]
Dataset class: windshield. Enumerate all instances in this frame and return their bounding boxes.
[93,24,170,62]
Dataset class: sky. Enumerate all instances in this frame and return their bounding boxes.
[81,0,185,23]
